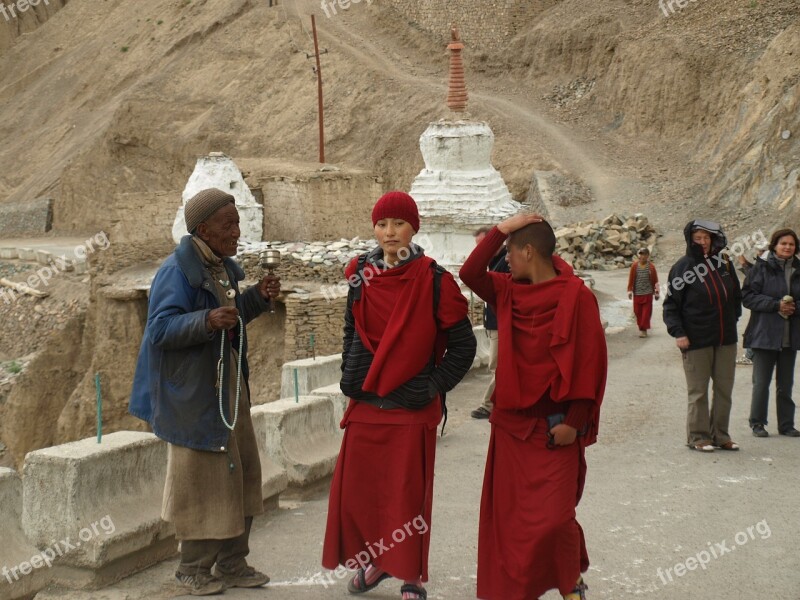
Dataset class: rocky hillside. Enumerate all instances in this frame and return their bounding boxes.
[0,0,798,466]
[0,0,797,235]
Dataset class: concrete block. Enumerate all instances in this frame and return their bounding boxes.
[251,396,341,487]
[473,325,490,367]
[309,383,349,432]
[0,248,18,260]
[280,354,342,400]
[21,432,177,589]
[35,250,52,266]
[0,468,49,600]
[16,248,36,262]
[249,407,290,509]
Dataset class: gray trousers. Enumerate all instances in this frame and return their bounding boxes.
[178,516,253,577]
[479,329,499,411]
[682,344,737,445]
[750,348,797,433]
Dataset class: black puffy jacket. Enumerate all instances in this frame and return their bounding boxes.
[742,252,800,351]
[662,221,742,350]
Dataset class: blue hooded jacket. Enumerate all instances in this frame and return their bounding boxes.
[128,236,270,452]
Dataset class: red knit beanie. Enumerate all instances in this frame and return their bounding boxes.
[371,191,420,233]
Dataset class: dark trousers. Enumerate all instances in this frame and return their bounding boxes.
[178,517,253,577]
[750,348,797,433]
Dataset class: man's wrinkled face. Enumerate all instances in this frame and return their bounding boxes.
[197,203,240,258]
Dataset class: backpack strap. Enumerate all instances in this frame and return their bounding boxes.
[346,254,370,310]
[430,260,449,436]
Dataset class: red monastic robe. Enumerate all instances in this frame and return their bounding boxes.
[460,227,607,600]
[322,254,468,582]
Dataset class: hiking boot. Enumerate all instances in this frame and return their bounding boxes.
[752,424,769,438]
[471,406,491,419]
[175,571,226,596]
[213,565,270,588]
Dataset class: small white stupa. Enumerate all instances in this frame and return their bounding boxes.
[410,26,520,269]
[172,152,264,243]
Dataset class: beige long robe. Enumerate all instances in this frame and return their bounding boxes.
[161,238,263,540]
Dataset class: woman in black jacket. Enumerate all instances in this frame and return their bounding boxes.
[742,228,800,438]
[663,220,742,452]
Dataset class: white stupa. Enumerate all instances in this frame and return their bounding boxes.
[172,152,264,243]
[409,26,520,269]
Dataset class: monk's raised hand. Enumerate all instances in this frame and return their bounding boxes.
[207,307,240,331]
[497,212,544,235]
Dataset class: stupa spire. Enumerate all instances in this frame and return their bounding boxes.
[446,25,468,113]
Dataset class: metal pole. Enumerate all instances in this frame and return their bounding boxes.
[311,14,325,164]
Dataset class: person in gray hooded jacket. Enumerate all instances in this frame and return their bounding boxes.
[742,228,800,438]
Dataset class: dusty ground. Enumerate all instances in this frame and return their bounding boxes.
[33,269,799,600]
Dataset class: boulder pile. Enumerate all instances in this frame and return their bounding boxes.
[555,214,657,271]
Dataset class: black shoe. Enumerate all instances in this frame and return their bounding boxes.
[471,406,491,419]
[779,428,800,437]
[752,424,769,438]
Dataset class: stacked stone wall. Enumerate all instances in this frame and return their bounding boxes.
[284,293,347,363]
[250,170,382,242]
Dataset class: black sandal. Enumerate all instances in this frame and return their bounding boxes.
[400,583,427,599]
[563,576,588,599]
[347,567,391,594]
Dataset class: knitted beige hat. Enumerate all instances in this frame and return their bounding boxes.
[184,188,236,233]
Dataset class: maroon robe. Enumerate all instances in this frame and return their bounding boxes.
[322,254,468,582]
[460,227,607,599]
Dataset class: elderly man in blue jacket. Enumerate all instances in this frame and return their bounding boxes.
[130,188,280,596]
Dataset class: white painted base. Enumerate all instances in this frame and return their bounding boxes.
[172,153,263,243]
[409,120,521,268]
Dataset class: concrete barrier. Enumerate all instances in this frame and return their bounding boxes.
[15,249,35,262]
[21,432,177,589]
[0,468,49,600]
[473,325,490,368]
[249,409,290,509]
[251,396,341,487]
[309,383,349,431]
[280,355,342,399]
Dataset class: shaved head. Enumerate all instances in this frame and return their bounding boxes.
[508,221,556,258]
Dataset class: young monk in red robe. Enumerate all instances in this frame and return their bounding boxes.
[322,191,477,600]
[460,213,607,600]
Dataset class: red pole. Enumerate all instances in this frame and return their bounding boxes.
[311,15,325,164]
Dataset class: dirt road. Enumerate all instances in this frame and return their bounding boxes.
[35,268,799,600]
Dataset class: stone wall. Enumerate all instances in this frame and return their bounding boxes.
[382,0,556,53]
[239,159,383,242]
[284,292,347,363]
[0,197,53,236]
[107,191,182,245]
